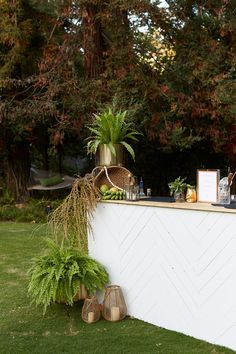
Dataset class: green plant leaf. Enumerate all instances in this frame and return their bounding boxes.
[120,141,135,160]
[28,239,109,313]
[86,107,141,159]
[108,142,116,156]
[168,176,187,196]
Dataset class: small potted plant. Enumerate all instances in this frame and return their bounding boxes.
[168,176,187,202]
[28,239,109,314]
[86,107,141,166]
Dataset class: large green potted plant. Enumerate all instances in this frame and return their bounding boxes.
[28,239,109,314]
[28,174,108,314]
[86,107,141,166]
[168,176,187,202]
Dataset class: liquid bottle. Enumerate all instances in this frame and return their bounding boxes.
[139,177,146,197]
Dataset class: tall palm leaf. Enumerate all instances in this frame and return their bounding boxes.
[86,107,141,159]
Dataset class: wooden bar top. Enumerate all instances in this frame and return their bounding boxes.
[100,198,236,214]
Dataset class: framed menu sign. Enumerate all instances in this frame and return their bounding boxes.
[197,169,220,203]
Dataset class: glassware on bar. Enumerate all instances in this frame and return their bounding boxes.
[124,184,139,201]
[218,177,230,205]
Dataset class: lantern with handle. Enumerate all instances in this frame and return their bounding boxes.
[102,285,127,322]
[82,297,101,324]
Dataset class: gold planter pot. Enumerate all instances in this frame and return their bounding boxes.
[73,284,88,302]
[58,284,88,304]
[96,144,124,167]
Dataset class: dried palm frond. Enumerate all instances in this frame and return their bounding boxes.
[48,173,100,252]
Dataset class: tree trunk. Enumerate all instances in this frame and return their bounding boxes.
[82,3,105,79]
[33,123,49,171]
[6,141,31,202]
[56,144,63,175]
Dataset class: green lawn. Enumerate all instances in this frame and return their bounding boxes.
[0,222,235,354]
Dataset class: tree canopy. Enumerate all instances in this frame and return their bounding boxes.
[0,0,235,198]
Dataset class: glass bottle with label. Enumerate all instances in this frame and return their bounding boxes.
[139,177,145,197]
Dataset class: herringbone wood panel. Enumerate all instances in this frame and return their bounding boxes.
[89,203,236,350]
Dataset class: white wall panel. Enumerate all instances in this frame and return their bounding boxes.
[89,202,236,350]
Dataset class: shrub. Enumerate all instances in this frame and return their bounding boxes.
[0,198,62,223]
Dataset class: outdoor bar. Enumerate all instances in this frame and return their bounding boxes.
[2,2,236,353]
[89,199,236,351]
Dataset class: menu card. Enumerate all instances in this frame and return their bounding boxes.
[197,169,220,203]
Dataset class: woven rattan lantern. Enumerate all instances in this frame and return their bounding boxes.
[82,297,101,324]
[102,285,127,322]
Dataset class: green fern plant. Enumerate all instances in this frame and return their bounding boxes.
[86,107,141,160]
[28,239,109,314]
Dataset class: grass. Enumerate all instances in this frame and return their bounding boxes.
[0,222,235,354]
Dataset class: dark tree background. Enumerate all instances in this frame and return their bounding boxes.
[0,0,235,199]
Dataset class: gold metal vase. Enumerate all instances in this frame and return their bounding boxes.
[96,144,124,167]
[58,284,87,304]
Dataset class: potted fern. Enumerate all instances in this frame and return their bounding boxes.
[86,107,141,166]
[28,174,109,314]
[28,239,109,314]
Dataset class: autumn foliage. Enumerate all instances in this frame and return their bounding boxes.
[0,0,235,198]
